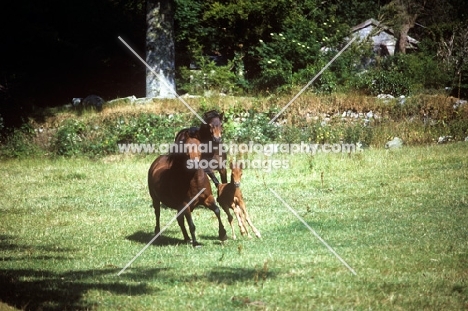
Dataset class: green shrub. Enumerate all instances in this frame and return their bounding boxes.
[179,56,242,95]
[53,119,86,156]
[114,113,187,144]
[223,107,280,143]
[0,124,41,158]
[351,53,449,96]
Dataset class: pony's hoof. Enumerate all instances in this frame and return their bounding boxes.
[219,234,228,241]
[192,242,202,248]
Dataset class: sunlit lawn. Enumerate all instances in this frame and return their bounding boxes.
[1,143,467,310]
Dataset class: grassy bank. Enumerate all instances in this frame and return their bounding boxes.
[1,93,467,158]
[1,143,467,310]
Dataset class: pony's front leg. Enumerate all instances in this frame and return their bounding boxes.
[176,210,192,244]
[206,196,228,241]
[183,207,201,247]
[220,203,236,240]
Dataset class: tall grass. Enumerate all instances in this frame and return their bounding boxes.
[1,143,467,310]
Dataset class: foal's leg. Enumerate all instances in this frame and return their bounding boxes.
[233,203,249,237]
[238,199,261,238]
[206,196,228,241]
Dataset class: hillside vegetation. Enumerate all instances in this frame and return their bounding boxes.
[1,93,467,158]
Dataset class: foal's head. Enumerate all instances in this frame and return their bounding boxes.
[230,162,244,188]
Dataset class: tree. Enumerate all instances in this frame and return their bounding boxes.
[146,0,176,98]
[380,0,426,54]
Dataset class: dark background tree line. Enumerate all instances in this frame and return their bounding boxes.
[1,0,467,131]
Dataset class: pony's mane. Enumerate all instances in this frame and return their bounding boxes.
[203,110,222,122]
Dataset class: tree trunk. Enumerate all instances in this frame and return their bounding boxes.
[395,23,411,54]
[146,0,175,98]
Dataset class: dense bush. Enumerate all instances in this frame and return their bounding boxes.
[0,124,40,158]
[350,53,450,96]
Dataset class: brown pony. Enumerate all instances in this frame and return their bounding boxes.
[148,132,228,246]
[217,162,261,240]
[174,110,227,186]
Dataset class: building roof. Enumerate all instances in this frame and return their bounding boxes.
[351,18,419,55]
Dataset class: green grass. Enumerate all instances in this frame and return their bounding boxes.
[1,144,467,310]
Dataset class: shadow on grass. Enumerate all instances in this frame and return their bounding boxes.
[205,266,277,285]
[126,230,189,247]
[126,230,223,247]
[0,267,153,311]
[0,234,155,310]
[0,234,276,310]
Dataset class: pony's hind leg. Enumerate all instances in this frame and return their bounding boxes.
[153,199,161,236]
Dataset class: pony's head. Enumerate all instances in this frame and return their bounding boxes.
[183,132,201,161]
[203,110,223,143]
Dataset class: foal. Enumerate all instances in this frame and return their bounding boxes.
[217,162,261,240]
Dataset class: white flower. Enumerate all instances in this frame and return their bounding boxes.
[259,39,263,43]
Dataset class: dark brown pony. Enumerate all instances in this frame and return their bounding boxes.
[148,132,228,246]
[174,110,227,186]
[217,162,261,240]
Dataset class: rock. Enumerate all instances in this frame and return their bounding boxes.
[453,99,467,109]
[377,94,394,99]
[385,137,403,149]
[437,136,453,144]
[72,95,105,111]
[82,95,104,111]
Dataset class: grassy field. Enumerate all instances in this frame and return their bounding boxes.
[0,143,467,310]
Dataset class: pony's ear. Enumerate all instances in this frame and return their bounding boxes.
[230,159,245,170]
[219,112,224,121]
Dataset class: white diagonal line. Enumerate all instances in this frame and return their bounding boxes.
[269,188,357,275]
[117,188,206,275]
[269,36,357,124]
[118,36,206,124]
